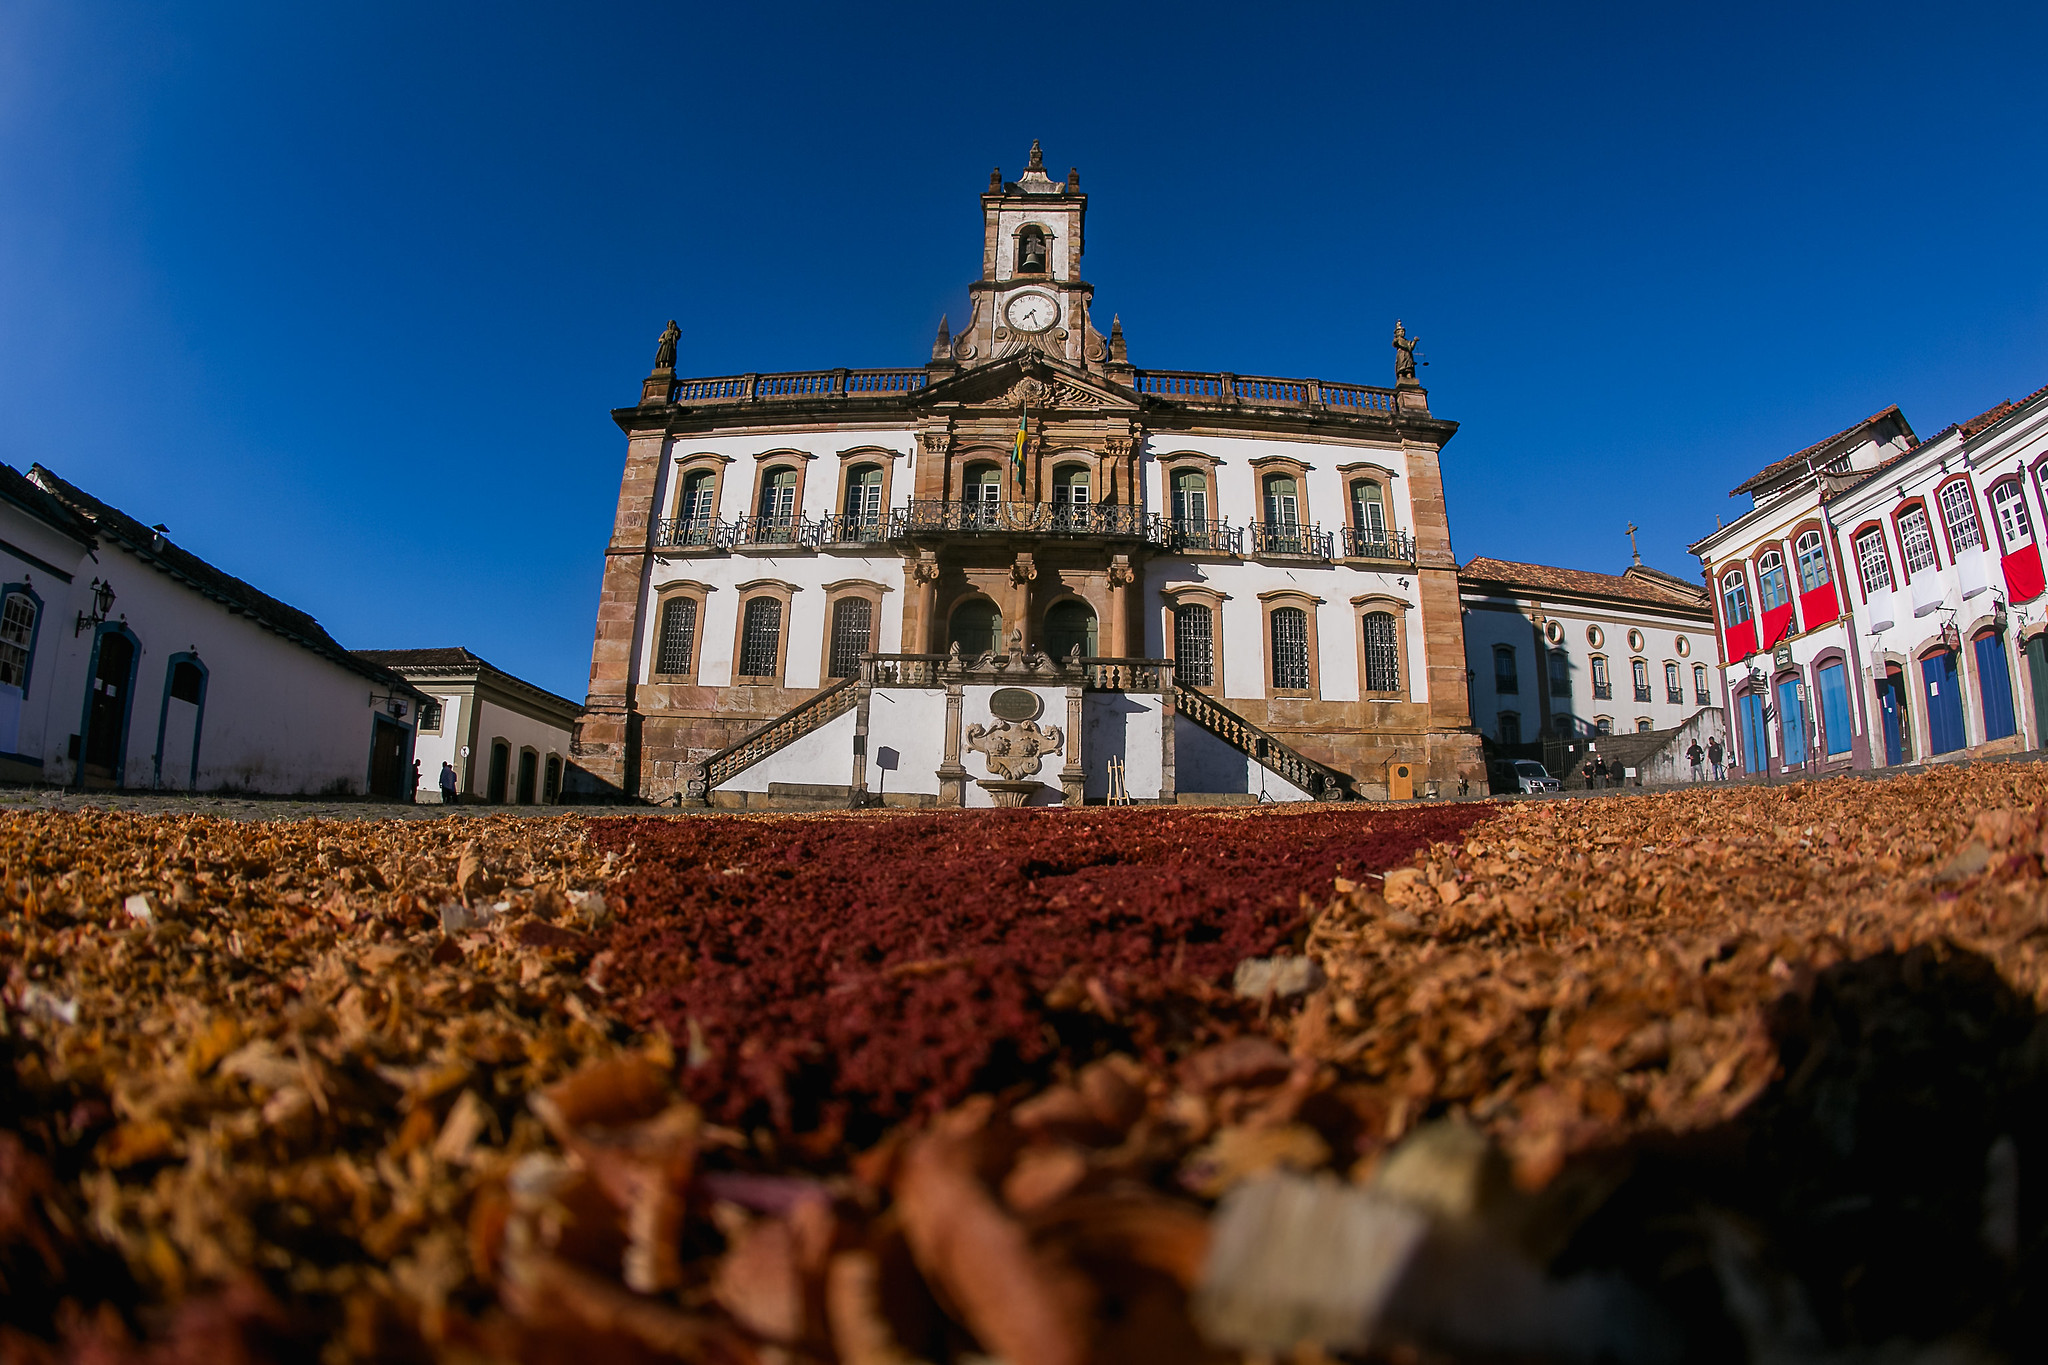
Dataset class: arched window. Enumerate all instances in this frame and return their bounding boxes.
[1938,480,1983,553]
[1270,607,1310,689]
[1898,506,1938,575]
[417,698,443,732]
[1017,225,1048,273]
[947,598,1002,655]
[656,597,697,674]
[737,597,782,677]
[964,463,1002,527]
[826,597,872,678]
[1174,604,1214,686]
[1595,717,1613,735]
[1363,612,1400,692]
[758,467,799,542]
[1262,474,1299,526]
[1693,662,1709,701]
[1043,599,1097,660]
[1172,469,1207,525]
[677,469,718,545]
[1795,530,1832,593]
[1498,712,1521,745]
[1350,480,1387,537]
[1636,718,1654,733]
[1493,644,1518,694]
[1757,551,1791,612]
[1721,569,1752,624]
[1548,649,1570,697]
[1665,661,1681,700]
[1051,466,1090,530]
[1590,654,1610,698]
[1632,657,1651,701]
[845,465,884,526]
[0,589,38,692]
[1554,713,1575,736]
[1992,480,2034,550]
[1855,526,1893,594]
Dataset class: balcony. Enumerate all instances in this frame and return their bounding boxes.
[1696,688,1713,705]
[1667,687,1684,705]
[1131,371,1400,417]
[1549,678,1571,699]
[1592,681,1612,700]
[1248,522,1333,560]
[1634,685,1654,703]
[894,500,1153,540]
[1159,518,1243,555]
[816,514,892,547]
[1340,528,1417,563]
[668,368,931,405]
[653,517,736,551]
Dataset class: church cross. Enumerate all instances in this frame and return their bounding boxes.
[1626,521,1642,566]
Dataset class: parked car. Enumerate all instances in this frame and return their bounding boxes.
[1505,759,1559,795]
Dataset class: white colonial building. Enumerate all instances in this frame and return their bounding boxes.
[0,464,424,795]
[1459,556,1719,743]
[574,143,1481,807]
[356,648,581,804]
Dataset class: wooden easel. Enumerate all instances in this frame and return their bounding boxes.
[1106,756,1132,805]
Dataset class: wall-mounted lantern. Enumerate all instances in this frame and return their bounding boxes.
[74,578,115,636]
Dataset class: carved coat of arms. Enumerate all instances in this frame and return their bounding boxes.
[965,718,1065,780]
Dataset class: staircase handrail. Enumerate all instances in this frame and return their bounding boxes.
[696,675,860,793]
[1173,684,1352,800]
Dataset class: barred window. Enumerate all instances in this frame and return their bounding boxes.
[826,597,872,678]
[1590,655,1609,689]
[1937,480,1982,553]
[1493,644,1518,694]
[1548,649,1570,696]
[1363,612,1400,692]
[656,596,698,675]
[1175,604,1214,686]
[737,597,782,677]
[1270,607,1310,690]
[0,592,35,690]
[1795,529,1831,593]
[1665,661,1680,691]
[1855,527,1892,594]
[417,698,443,732]
[1899,506,1938,575]
[1694,663,1709,697]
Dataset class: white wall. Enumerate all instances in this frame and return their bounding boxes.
[469,695,573,801]
[1081,690,1162,798]
[412,691,467,792]
[1463,592,1717,741]
[716,706,859,793]
[1173,714,1315,801]
[0,502,92,763]
[865,688,947,796]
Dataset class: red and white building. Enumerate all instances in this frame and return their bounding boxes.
[1693,384,2048,776]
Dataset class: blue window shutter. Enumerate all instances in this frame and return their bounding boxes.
[1976,634,2016,742]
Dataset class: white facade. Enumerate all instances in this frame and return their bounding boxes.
[1458,560,1718,744]
[0,464,423,796]
[363,648,582,803]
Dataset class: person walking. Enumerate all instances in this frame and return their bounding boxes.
[439,761,460,806]
[1707,735,1725,781]
[1687,739,1705,782]
[409,759,422,804]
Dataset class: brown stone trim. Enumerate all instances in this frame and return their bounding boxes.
[819,579,890,679]
[1157,451,1222,527]
[730,579,800,687]
[648,582,714,685]
[835,445,903,519]
[669,452,734,521]
[1158,583,1229,692]
[749,450,816,522]
[1257,588,1324,700]
[1349,592,1412,701]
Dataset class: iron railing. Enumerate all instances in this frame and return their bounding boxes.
[1174,685,1347,800]
[1667,687,1684,705]
[653,517,737,550]
[1696,688,1713,705]
[1158,518,1242,555]
[894,500,1153,539]
[1340,528,1416,563]
[1550,677,1572,698]
[1635,685,1654,703]
[1247,522,1333,560]
[1592,682,1612,700]
[731,514,812,548]
[816,514,892,546]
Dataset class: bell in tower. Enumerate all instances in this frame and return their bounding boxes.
[1018,225,1048,274]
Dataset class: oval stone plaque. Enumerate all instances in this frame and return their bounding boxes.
[988,687,1042,721]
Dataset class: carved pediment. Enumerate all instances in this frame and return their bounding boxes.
[916,355,1140,415]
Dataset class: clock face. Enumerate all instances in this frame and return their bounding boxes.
[1004,292,1058,333]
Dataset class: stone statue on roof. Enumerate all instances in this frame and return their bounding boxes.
[653,319,680,373]
[1392,320,1420,383]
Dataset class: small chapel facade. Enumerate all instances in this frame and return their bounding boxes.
[573,144,1479,806]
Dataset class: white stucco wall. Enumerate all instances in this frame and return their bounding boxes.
[716,705,859,794]
[0,501,93,764]
[1462,594,1717,742]
[1173,714,1315,801]
[411,692,467,792]
[467,696,573,801]
[1081,689,1162,799]
[865,688,947,796]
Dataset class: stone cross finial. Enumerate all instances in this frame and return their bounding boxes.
[1627,522,1642,566]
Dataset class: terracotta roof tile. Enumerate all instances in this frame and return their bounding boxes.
[1731,405,1909,497]
[1459,557,1708,609]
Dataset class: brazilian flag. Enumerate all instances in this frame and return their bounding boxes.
[1011,407,1029,491]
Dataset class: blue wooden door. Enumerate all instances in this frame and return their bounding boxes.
[1879,675,1905,766]
[1777,677,1807,767]
[1816,662,1853,757]
[1975,633,2016,741]
[1739,692,1769,773]
[1923,651,1966,754]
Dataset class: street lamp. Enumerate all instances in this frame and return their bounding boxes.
[73,578,115,636]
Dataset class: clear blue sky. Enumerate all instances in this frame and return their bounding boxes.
[4,3,2045,700]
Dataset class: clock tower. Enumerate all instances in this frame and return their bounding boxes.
[947,140,1109,371]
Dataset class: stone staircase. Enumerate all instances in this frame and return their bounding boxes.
[684,675,859,804]
[1173,685,1354,800]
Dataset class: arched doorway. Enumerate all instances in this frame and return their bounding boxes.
[947,598,1002,656]
[81,627,138,783]
[1043,599,1097,661]
[487,739,511,803]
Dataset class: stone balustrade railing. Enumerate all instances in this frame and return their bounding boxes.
[657,366,1402,417]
